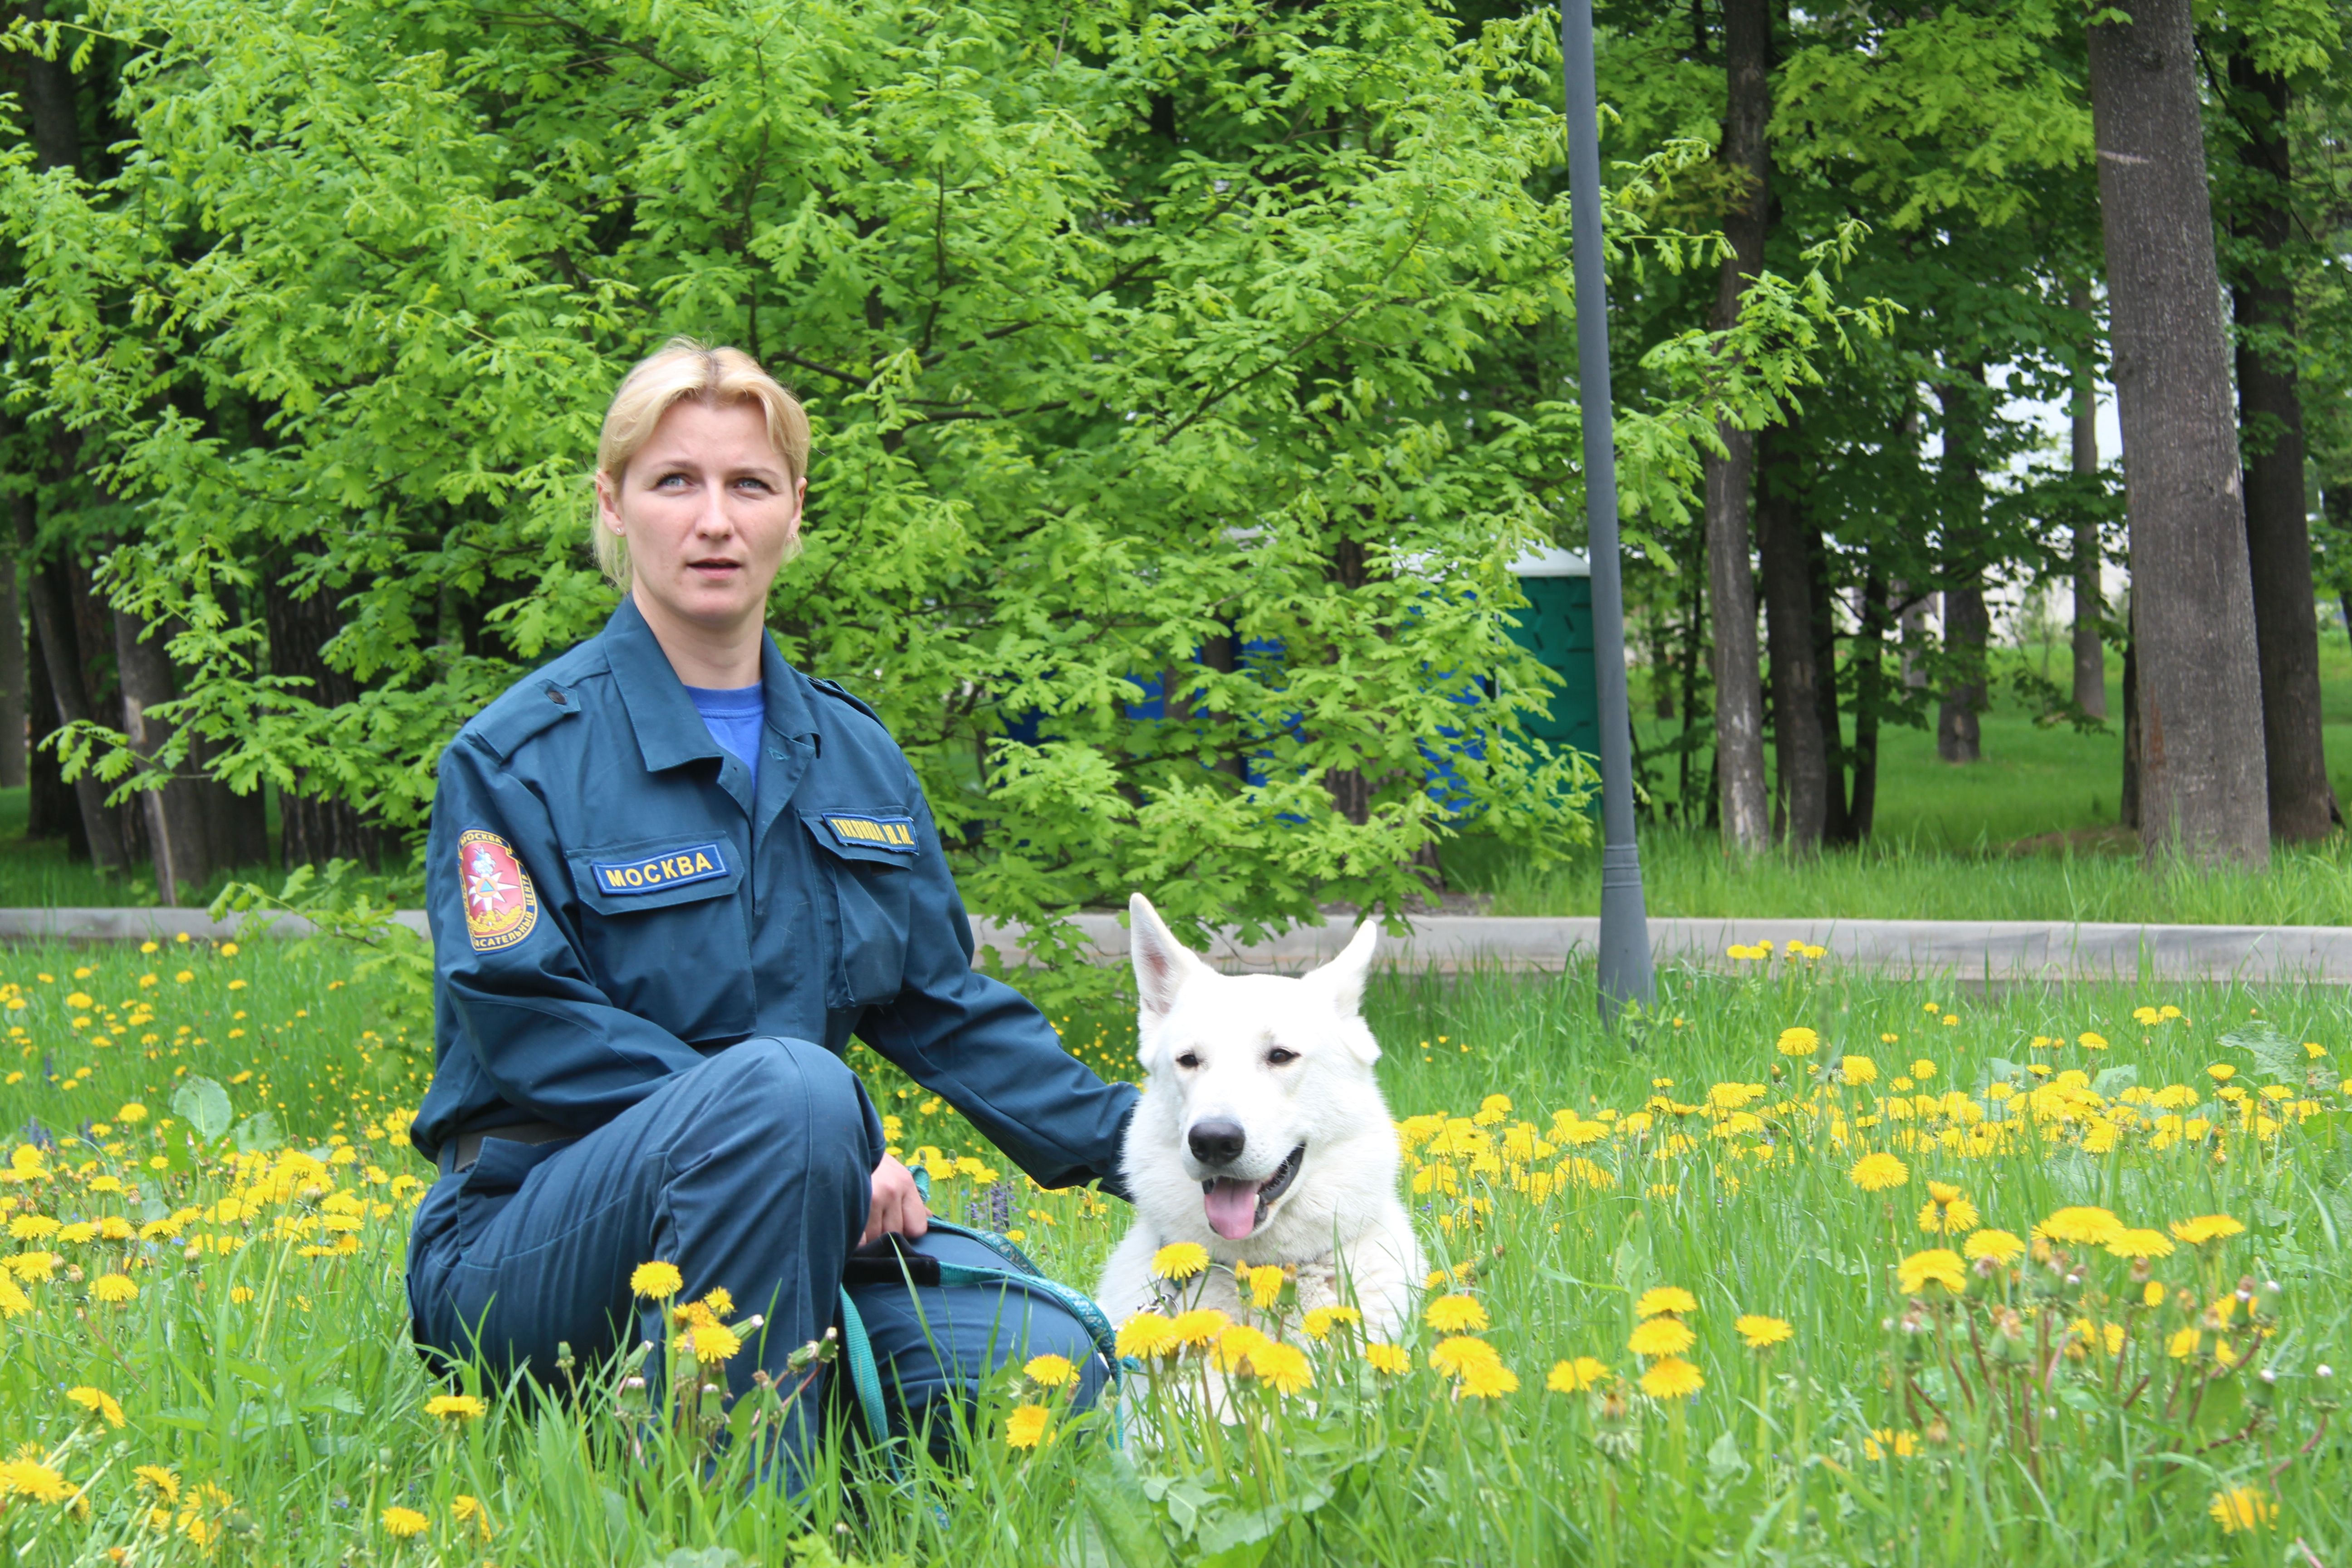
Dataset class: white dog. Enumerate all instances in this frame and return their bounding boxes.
[1095,893,1424,1339]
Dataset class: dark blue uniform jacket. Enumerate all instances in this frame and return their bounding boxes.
[410,596,1137,1194]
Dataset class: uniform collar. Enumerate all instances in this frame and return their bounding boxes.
[604,594,818,775]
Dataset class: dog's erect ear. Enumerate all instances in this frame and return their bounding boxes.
[1129,892,1205,1022]
[1311,918,1381,1018]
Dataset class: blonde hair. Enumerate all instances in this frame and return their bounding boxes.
[593,338,811,588]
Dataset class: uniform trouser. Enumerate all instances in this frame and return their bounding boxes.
[405,1036,1106,1485]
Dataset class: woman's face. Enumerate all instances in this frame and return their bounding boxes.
[597,397,805,647]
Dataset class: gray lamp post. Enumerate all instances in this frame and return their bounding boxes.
[1560,0,1656,1025]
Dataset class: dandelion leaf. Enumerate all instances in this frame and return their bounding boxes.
[2220,1023,2303,1083]
[171,1076,233,1142]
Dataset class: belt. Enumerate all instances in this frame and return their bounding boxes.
[437,1122,575,1176]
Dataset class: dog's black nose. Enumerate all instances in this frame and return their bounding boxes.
[1187,1118,1247,1167]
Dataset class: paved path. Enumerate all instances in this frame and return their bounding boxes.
[965,914,2352,984]
[7,906,2346,984]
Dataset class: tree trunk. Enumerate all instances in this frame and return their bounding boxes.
[113,608,212,904]
[1757,425,1826,853]
[0,556,22,789]
[1807,520,1851,843]
[2229,58,2330,842]
[21,595,81,852]
[1703,0,1773,855]
[261,563,385,868]
[19,552,127,872]
[1936,367,1988,764]
[2121,608,2141,829]
[1848,570,1889,841]
[2087,0,2270,867]
[2068,282,2108,720]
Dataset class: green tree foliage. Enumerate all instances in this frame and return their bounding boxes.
[0,0,1880,948]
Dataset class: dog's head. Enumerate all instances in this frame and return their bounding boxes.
[1126,892,1385,1242]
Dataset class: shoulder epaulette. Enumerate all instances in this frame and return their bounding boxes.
[469,677,586,762]
[808,676,887,729]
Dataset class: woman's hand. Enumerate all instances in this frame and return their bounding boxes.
[862,1153,931,1246]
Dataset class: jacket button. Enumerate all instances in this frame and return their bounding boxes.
[547,688,568,706]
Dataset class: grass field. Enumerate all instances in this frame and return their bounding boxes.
[0,937,2346,1564]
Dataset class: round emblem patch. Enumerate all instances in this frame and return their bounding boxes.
[458,829,539,952]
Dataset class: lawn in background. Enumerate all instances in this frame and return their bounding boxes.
[0,939,2345,1563]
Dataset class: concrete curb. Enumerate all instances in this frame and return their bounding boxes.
[5,907,2346,984]
[966,913,2352,985]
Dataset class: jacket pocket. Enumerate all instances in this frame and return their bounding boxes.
[800,811,915,1009]
[563,836,753,1040]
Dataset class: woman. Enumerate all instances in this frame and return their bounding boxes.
[404,338,1137,1480]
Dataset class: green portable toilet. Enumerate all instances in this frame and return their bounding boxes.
[1502,545,1600,762]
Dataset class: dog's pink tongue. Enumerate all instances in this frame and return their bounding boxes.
[1204,1179,1258,1240]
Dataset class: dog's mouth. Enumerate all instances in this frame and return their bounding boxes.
[1200,1143,1305,1240]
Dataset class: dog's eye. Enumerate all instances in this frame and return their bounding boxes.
[1175,1052,1200,1070]
[1266,1048,1298,1066]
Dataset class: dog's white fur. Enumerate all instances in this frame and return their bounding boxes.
[1095,894,1423,1339]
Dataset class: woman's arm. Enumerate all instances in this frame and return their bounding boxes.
[852,786,1139,1195]
[416,733,710,1157]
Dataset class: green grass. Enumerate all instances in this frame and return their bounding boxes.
[1439,637,2352,923]
[0,788,281,910]
[0,944,2346,1564]
[1445,827,2352,925]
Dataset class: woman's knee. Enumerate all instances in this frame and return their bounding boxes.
[676,1037,875,1190]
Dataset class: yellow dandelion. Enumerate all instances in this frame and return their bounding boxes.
[1776,1027,1819,1057]
[1241,1263,1285,1311]
[133,1465,179,1503]
[116,1103,147,1124]
[685,1322,742,1362]
[380,1505,430,1538]
[1429,1336,1504,1377]
[0,1459,74,1504]
[1864,1428,1919,1460]
[452,1494,492,1537]
[1548,1356,1609,1392]
[1303,1304,1362,1340]
[424,1393,485,1424]
[1168,1308,1231,1348]
[1964,1229,2025,1266]
[1249,1341,1314,1396]
[699,1287,734,1319]
[1896,1249,1967,1295]
[1735,1315,1793,1350]
[1116,1311,1178,1359]
[1005,1404,1051,1450]
[1150,1242,1209,1281]
[2105,1228,2175,1261]
[1425,1293,1490,1333]
[2208,1485,2275,1534]
[1457,1358,1519,1398]
[1363,1342,1411,1375]
[1848,1152,1909,1192]
[65,1387,125,1428]
[2170,1215,2245,1246]
[1840,1055,1879,1086]
[628,1261,683,1301]
[1635,1286,1697,1317]
[1024,1353,1078,1389]
[1628,1316,1696,1357]
[90,1274,137,1304]
[1211,1323,1272,1373]
[2039,1207,2125,1247]
[1638,1357,1704,1399]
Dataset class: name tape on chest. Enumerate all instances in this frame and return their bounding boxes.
[823,814,920,855]
[590,843,730,895]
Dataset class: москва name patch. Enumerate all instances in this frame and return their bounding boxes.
[590,843,730,895]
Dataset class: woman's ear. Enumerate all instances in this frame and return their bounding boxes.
[594,469,627,536]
